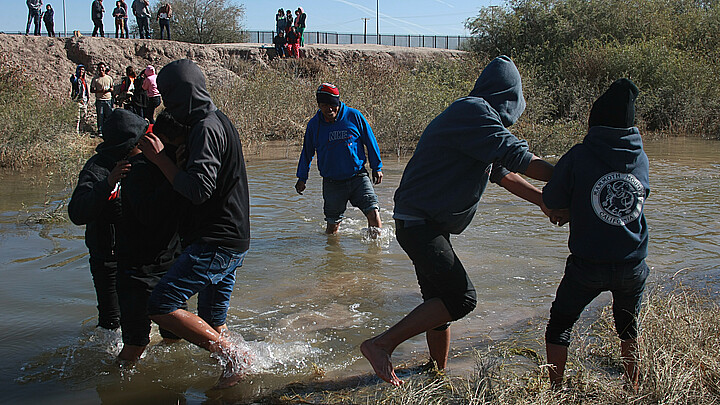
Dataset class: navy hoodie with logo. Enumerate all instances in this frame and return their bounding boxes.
[393,56,534,234]
[543,126,650,262]
[156,59,250,252]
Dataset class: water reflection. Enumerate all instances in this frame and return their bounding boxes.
[0,138,718,402]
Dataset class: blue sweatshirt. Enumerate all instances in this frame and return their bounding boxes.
[296,102,382,182]
[393,55,534,234]
[543,126,650,262]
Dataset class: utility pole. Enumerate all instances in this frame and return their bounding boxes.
[361,17,370,44]
[376,0,379,44]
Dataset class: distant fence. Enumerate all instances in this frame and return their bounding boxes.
[245,30,470,50]
[4,30,471,50]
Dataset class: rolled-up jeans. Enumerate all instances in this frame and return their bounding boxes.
[148,242,247,327]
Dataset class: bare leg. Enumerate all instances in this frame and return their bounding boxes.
[365,209,382,228]
[621,338,639,393]
[361,298,452,386]
[365,209,382,238]
[117,344,147,363]
[151,309,249,388]
[546,342,568,390]
[426,327,450,369]
[325,222,340,234]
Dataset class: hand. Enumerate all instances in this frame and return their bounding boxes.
[295,179,306,195]
[550,209,570,226]
[372,170,383,185]
[107,160,131,186]
[138,132,165,164]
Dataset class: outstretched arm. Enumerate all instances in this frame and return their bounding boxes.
[523,155,554,182]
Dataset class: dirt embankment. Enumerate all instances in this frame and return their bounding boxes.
[3,34,465,102]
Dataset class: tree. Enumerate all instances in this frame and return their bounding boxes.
[164,0,246,44]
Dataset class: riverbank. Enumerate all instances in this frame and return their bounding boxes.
[0,34,581,173]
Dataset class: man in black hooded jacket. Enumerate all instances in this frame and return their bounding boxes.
[139,59,251,388]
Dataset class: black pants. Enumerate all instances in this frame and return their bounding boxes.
[89,258,121,329]
[92,18,104,37]
[145,95,161,124]
[45,22,55,37]
[159,19,170,39]
[118,270,184,346]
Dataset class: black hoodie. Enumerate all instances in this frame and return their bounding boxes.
[156,59,250,252]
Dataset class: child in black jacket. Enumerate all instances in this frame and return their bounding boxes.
[68,109,147,330]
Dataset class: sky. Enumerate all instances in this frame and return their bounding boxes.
[1,0,502,36]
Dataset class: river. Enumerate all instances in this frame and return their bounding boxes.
[0,138,718,403]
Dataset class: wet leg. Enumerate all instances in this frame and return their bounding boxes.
[361,298,452,386]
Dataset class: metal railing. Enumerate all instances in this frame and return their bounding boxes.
[4,30,471,50]
[246,30,470,50]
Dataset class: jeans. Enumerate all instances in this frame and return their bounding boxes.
[76,101,88,133]
[148,242,247,327]
[95,99,113,136]
[322,173,378,224]
[546,255,649,346]
[92,18,104,37]
[137,16,150,39]
[26,9,41,35]
[159,19,170,39]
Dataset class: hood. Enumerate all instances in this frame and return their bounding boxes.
[469,55,526,127]
[589,78,639,129]
[144,65,156,77]
[75,64,85,77]
[298,7,304,13]
[156,59,216,126]
[96,109,148,161]
[583,126,644,172]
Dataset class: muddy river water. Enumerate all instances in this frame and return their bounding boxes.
[0,138,718,403]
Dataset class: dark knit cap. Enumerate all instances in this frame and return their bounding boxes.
[588,78,639,129]
[316,83,340,106]
[96,109,148,159]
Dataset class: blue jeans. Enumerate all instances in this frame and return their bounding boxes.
[95,99,113,135]
[546,255,649,346]
[137,16,150,39]
[322,172,379,224]
[148,242,247,327]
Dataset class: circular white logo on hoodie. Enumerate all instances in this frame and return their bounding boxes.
[591,172,645,226]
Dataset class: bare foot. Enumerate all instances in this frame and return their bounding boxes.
[215,349,252,389]
[361,338,403,386]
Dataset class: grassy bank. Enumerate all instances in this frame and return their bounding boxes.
[0,55,97,177]
[256,285,720,404]
[1,53,589,171]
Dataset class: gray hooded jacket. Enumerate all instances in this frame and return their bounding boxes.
[393,56,534,234]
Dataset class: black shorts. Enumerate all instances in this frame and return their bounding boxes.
[395,219,477,322]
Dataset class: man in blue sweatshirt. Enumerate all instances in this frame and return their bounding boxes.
[543,78,649,392]
[295,83,383,235]
[361,56,556,386]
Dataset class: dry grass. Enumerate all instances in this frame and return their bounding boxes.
[0,54,96,177]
